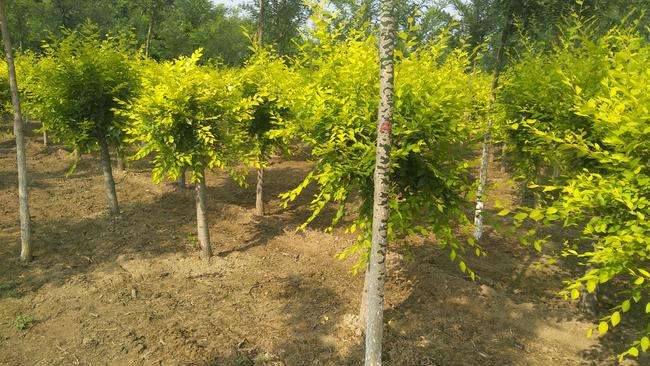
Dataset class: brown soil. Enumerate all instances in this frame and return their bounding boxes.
[0,125,646,365]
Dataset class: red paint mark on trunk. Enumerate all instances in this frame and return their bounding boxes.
[379,120,391,134]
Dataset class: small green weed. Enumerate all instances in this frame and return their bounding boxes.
[13,314,34,331]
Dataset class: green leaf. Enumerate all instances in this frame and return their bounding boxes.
[641,337,650,352]
[497,209,511,216]
[571,289,580,300]
[611,311,620,326]
[645,302,650,313]
[529,209,544,221]
[621,300,631,312]
[514,212,528,221]
[450,250,457,261]
[586,279,598,293]
[634,277,645,285]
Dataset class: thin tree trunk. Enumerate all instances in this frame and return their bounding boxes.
[177,166,186,191]
[257,0,265,43]
[364,1,396,364]
[116,146,125,171]
[195,170,212,259]
[42,130,48,146]
[473,134,490,240]
[145,24,152,56]
[472,10,512,241]
[255,167,264,216]
[255,2,265,216]
[500,142,507,173]
[98,135,119,215]
[145,7,153,57]
[1,0,31,261]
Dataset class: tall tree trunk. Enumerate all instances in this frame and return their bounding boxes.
[257,0,265,43]
[364,1,396,364]
[254,1,266,216]
[98,135,119,215]
[472,9,512,241]
[1,0,32,262]
[255,167,265,216]
[195,170,212,259]
[145,19,152,57]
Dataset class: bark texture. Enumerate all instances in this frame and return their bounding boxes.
[255,167,265,216]
[195,171,212,259]
[364,1,396,364]
[99,135,119,214]
[43,130,48,146]
[1,0,32,261]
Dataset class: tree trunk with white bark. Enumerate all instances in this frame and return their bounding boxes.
[195,170,212,259]
[98,135,119,215]
[255,167,264,216]
[363,1,396,364]
[472,10,512,241]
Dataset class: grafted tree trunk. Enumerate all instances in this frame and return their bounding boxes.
[1,0,32,261]
[98,135,119,215]
[195,170,212,259]
[364,1,396,364]
[255,167,265,216]
[473,10,512,241]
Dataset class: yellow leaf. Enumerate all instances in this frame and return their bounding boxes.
[598,321,608,335]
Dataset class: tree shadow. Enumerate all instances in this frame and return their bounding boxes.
[378,235,593,365]
[0,157,333,302]
[0,190,195,298]
[0,170,52,190]
[203,274,362,366]
[475,207,647,365]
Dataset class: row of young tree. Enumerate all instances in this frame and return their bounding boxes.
[1,0,648,363]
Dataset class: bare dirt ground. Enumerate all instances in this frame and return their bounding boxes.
[0,124,647,365]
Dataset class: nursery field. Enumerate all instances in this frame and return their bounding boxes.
[1,126,646,366]
[1,0,648,364]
